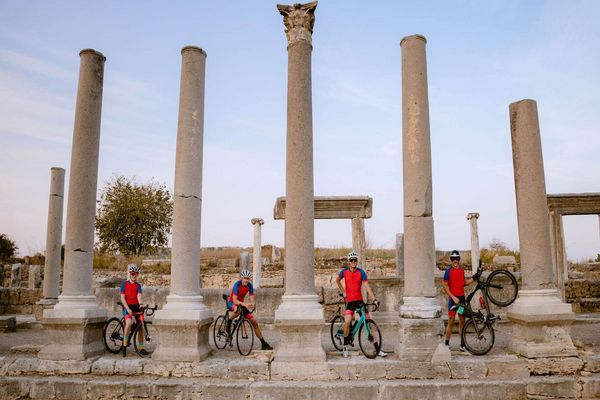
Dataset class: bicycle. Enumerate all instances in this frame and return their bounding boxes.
[102,302,158,357]
[330,294,382,359]
[452,262,518,355]
[212,293,255,356]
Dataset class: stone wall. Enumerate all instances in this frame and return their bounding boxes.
[0,288,42,315]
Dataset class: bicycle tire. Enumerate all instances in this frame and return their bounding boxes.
[133,321,157,357]
[358,319,382,359]
[102,317,124,354]
[486,269,518,307]
[330,315,345,351]
[461,317,495,355]
[236,318,254,356]
[213,315,228,350]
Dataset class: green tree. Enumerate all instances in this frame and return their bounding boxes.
[0,233,18,261]
[96,176,173,256]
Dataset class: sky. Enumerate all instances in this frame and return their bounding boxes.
[0,1,599,261]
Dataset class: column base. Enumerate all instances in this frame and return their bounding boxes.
[397,297,444,361]
[273,294,325,363]
[39,295,107,360]
[34,298,58,321]
[507,289,577,358]
[151,294,213,362]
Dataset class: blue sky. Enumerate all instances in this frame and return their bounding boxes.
[1,1,599,261]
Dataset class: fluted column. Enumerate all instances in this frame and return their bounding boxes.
[272,1,325,368]
[251,218,264,288]
[39,167,65,305]
[397,35,445,362]
[507,99,576,358]
[152,46,213,362]
[467,212,480,274]
[40,49,108,360]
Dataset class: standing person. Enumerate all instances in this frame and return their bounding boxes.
[336,250,385,358]
[120,263,147,357]
[443,250,474,352]
[227,269,273,350]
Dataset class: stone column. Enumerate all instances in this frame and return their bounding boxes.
[398,35,445,362]
[28,265,42,289]
[10,264,21,287]
[507,99,576,358]
[351,217,366,267]
[152,47,213,362]
[273,1,325,371]
[467,212,480,274]
[396,233,404,277]
[240,251,250,273]
[549,211,567,301]
[39,49,108,360]
[251,218,264,288]
[39,167,65,306]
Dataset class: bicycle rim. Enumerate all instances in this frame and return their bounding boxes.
[462,317,495,355]
[213,315,228,350]
[358,319,382,359]
[330,315,345,351]
[486,269,518,307]
[102,317,124,354]
[236,319,254,356]
[133,322,157,357]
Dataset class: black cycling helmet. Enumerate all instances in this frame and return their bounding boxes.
[450,250,460,261]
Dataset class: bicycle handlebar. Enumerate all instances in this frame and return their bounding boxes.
[115,302,158,316]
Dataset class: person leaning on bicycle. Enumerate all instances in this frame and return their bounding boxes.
[227,269,273,351]
[120,263,148,357]
[335,250,386,358]
[443,250,474,352]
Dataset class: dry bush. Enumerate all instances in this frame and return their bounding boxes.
[201,247,242,260]
[366,248,395,260]
[315,247,351,259]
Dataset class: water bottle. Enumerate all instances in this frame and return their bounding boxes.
[479,296,486,309]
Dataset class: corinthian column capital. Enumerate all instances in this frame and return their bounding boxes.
[277,1,317,46]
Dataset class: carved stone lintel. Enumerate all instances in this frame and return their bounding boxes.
[277,1,317,46]
[251,218,265,225]
[466,212,480,220]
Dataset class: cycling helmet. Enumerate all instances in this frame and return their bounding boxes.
[347,251,359,261]
[127,263,140,273]
[240,269,253,278]
[450,250,461,261]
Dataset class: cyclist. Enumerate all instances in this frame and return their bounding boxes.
[336,250,385,358]
[227,269,273,351]
[443,250,474,352]
[120,263,147,357]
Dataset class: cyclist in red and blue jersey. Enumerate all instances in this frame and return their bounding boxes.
[336,251,379,357]
[227,269,272,350]
[120,264,147,357]
[443,250,474,352]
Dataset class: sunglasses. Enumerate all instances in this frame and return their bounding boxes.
[349,259,358,263]
[130,271,139,276]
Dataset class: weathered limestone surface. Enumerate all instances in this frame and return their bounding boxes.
[10,264,21,288]
[395,233,404,277]
[28,265,42,289]
[251,218,264,288]
[152,46,213,362]
[507,99,576,359]
[467,212,480,275]
[40,49,108,361]
[273,196,373,220]
[41,167,65,304]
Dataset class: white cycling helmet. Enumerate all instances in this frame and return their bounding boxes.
[450,250,461,261]
[240,269,253,278]
[127,263,140,273]
[347,251,359,261]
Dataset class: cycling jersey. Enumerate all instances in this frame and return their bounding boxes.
[338,267,368,302]
[443,266,465,296]
[120,280,142,306]
[229,280,254,304]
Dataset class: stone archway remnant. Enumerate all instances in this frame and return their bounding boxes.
[251,218,264,288]
[39,49,108,360]
[152,46,213,362]
[273,196,373,266]
[506,99,576,358]
[547,193,600,301]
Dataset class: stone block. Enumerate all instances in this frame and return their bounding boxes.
[6,357,38,376]
[217,258,237,269]
[200,381,250,400]
[251,381,379,399]
[584,354,600,373]
[170,362,193,377]
[123,381,152,398]
[259,277,284,288]
[144,360,173,377]
[582,376,600,399]
[447,359,487,379]
[0,377,30,399]
[0,316,16,333]
[55,379,86,400]
[151,316,213,362]
[10,264,21,288]
[86,380,126,399]
[37,359,91,375]
[271,361,337,381]
[526,376,581,398]
[114,358,145,375]
[397,317,445,361]
[39,317,107,360]
[191,359,228,378]
[484,355,529,379]
[152,379,192,398]
[28,265,42,289]
[527,356,584,375]
[227,359,269,380]
[493,255,516,267]
[91,358,115,375]
[30,378,56,399]
[386,360,451,379]
[380,380,526,399]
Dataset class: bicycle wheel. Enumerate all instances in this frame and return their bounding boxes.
[358,319,382,359]
[330,315,345,351]
[133,321,158,357]
[102,317,124,354]
[486,269,518,307]
[213,315,229,350]
[236,318,254,356]
[461,317,495,355]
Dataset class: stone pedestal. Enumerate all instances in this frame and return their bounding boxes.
[152,46,213,362]
[507,99,575,358]
[40,49,108,360]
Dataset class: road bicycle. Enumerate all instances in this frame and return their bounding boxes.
[212,294,255,356]
[452,263,518,355]
[102,302,158,357]
[330,294,382,359]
